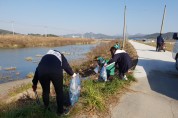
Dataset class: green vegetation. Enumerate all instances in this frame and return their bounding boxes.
[81,74,135,112]
[0,99,65,118]
[8,83,32,97]
[0,75,135,118]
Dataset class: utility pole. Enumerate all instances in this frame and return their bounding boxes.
[160,5,166,34]
[44,26,47,37]
[11,21,14,36]
[122,5,127,49]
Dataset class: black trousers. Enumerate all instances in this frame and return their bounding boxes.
[156,43,162,51]
[39,73,63,113]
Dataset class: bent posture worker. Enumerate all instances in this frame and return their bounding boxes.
[32,49,76,115]
[108,46,132,80]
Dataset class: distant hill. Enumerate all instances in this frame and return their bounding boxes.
[128,33,146,38]
[0,29,59,37]
[0,29,13,34]
[143,32,174,40]
[62,32,119,39]
[0,28,175,40]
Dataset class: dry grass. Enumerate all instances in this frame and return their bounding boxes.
[7,83,32,97]
[84,40,138,72]
[0,34,95,48]
[25,57,33,61]
[26,72,34,78]
[136,40,175,51]
[4,67,16,71]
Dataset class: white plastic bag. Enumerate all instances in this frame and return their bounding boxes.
[69,73,81,106]
[94,64,99,73]
[100,65,107,81]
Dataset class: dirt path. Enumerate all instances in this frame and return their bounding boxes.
[111,40,178,118]
[0,79,31,99]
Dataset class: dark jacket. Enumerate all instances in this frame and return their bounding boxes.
[108,50,131,74]
[157,35,164,43]
[32,50,74,85]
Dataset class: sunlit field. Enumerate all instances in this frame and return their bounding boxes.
[0,35,95,48]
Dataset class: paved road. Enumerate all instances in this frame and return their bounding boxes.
[111,41,178,118]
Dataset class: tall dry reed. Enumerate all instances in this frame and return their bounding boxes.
[0,34,95,48]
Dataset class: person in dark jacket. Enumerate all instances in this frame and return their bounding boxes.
[156,34,164,51]
[32,49,76,115]
[108,46,132,80]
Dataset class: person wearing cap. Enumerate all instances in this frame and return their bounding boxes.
[114,43,120,49]
[32,49,76,115]
[96,56,106,67]
[107,46,131,80]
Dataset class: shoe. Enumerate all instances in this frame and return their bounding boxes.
[63,107,71,115]
[119,74,124,80]
[123,75,128,80]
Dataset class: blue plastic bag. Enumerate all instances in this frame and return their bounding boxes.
[100,66,107,81]
[94,64,99,73]
[69,73,81,106]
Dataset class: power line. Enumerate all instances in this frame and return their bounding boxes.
[0,19,82,35]
[11,21,14,35]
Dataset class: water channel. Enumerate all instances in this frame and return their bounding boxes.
[0,44,97,83]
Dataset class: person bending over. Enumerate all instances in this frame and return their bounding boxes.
[32,49,76,115]
[108,47,131,80]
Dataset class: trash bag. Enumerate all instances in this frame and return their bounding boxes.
[69,73,81,106]
[94,64,99,73]
[100,65,107,81]
[106,62,115,76]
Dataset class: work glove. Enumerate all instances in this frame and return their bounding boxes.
[72,73,77,78]
[104,63,107,67]
[32,85,37,92]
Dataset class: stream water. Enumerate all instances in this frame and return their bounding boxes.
[0,44,97,84]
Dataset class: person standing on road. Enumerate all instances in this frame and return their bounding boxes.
[32,49,76,115]
[156,34,164,51]
[107,46,132,80]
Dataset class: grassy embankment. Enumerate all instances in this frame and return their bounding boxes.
[0,40,138,118]
[0,35,95,48]
[136,40,175,51]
